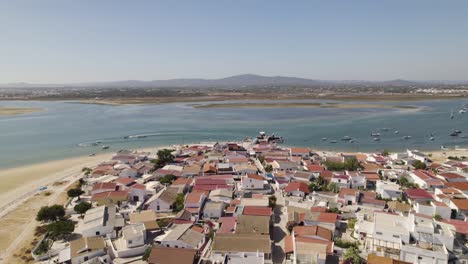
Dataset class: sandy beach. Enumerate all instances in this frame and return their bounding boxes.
[0,106,43,116]
[191,102,419,109]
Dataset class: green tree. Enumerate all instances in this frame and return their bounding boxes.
[308,182,319,192]
[142,246,152,261]
[412,160,427,170]
[343,246,361,264]
[153,149,175,169]
[347,218,357,229]
[36,205,66,222]
[434,214,442,221]
[74,202,92,216]
[382,149,390,156]
[327,182,340,193]
[344,157,362,171]
[173,193,185,212]
[82,167,92,176]
[46,220,75,240]
[265,164,273,173]
[257,155,265,164]
[159,174,177,185]
[327,207,340,213]
[316,175,325,186]
[268,195,277,208]
[67,187,84,201]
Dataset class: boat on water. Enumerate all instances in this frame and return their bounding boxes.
[329,140,337,143]
[349,139,356,143]
[373,137,380,141]
[322,138,328,141]
[450,132,459,137]
[102,145,110,149]
[450,109,454,119]
[371,132,381,137]
[430,137,435,141]
[403,136,411,140]
[394,130,399,134]
[341,136,352,141]
[256,131,284,143]
[89,153,96,156]
[380,128,390,131]
[441,145,449,150]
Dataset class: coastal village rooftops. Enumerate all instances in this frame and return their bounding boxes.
[83,205,116,229]
[91,190,128,203]
[339,188,358,198]
[305,165,325,172]
[442,219,468,235]
[293,225,332,241]
[129,210,159,230]
[438,172,465,180]
[242,206,272,216]
[146,187,179,205]
[367,254,411,264]
[290,147,311,154]
[451,198,468,210]
[70,237,106,259]
[218,217,237,234]
[404,188,433,199]
[212,233,271,254]
[246,173,264,181]
[114,177,135,186]
[148,246,197,264]
[185,190,206,204]
[236,215,270,234]
[92,182,117,192]
[445,181,468,191]
[284,182,309,193]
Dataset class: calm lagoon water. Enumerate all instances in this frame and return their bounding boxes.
[0,99,467,169]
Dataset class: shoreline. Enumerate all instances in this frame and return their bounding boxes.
[0,143,465,206]
[0,106,44,115]
[191,102,420,110]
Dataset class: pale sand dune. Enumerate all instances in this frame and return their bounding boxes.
[0,106,43,115]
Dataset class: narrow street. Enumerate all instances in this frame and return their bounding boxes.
[272,188,288,264]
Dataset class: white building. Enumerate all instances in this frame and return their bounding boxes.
[159,224,205,249]
[145,187,179,213]
[108,223,148,258]
[376,180,402,200]
[372,212,410,250]
[80,205,121,238]
[240,174,265,190]
[203,201,224,219]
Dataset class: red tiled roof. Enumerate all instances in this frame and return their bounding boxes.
[404,189,433,199]
[442,219,468,235]
[306,165,325,172]
[246,174,264,181]
[310,207,327,212]
[131,183,146,190]
[445,182,468,191]
[339,188,358,199]
[293,225,332,240]
[218,217,236,234]
[316,212,338,223]
[284,235,294,253]
[92,182,117,191]
[172,178,193,186]
[191,226,204,233]
[91,190,128,201]
[115,177,135,186]
[295,237,333,254]
[451,199,468,210]
[284,182,309,194]
[243,206,272,216]
[439,172,465,180]
[185,191,205,204]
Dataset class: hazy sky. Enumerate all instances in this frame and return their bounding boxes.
[1,0,468,83]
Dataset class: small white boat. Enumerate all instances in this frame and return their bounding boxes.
[430,137,435,141]
[102,146,110,149]
[459,108,466,114]
[341,136,352,141]
[371,132,381,137]
[394,130,399,134]
[322,138,328,141]
[403,136,411,140]
[373,137,380,141]
[89,153,96,156]
[329,140,337,143]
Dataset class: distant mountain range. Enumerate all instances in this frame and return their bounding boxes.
[1,74,467,88]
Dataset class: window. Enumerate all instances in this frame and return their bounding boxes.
[96,231,100,235]
[393,235,399,238]
[84,256,89,261]
[128,240,132,244]
[376,232,383,235]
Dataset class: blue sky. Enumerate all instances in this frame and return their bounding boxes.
[1,0,468,83]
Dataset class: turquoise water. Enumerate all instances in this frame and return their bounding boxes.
[0,99,467,169]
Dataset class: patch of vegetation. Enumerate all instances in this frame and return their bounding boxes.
[323,157,362,171]
[142,246,152,261]
[46,220,75,240]
[67,187,84,200]
[74,202,92,216]
[34,239,51,255]
[156,218,171,228]
[343,245,362,264]
[36,205,66,222]
[334,238,359,249]
[265,164,273,173]
[151,149,175,170]
[173,193,185,212]
[268,195,277,208]
[159,174,177,185]
[412,160,427,170]
[347,218,357,229]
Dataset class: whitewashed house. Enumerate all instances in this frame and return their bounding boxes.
[145,187,179,213]
[376,180,402,200]
[241,174,265,190]
[108,223,148,258]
